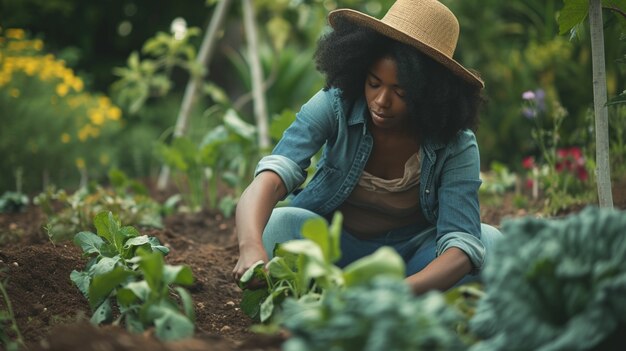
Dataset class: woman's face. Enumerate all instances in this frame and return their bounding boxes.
[364,56,410,132]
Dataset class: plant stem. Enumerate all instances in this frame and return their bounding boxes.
[0,280,25,349]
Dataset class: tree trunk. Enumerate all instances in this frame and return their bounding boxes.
[242,0,270,152]
[157,0,233,190]
[588,0,613,207]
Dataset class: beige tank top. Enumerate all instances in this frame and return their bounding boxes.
[339,152,424,238]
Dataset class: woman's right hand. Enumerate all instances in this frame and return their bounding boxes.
[232,171,286,288]
[232,241,269,287]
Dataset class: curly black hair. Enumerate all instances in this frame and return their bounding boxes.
[314,17,484,143]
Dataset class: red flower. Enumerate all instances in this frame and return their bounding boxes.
[522,156,535,169]
[576,166,588,181]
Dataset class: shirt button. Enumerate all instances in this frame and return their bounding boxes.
[425,189,430,194]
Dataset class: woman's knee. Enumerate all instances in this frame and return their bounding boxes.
[480,223,503,249]
[262,207,324,257]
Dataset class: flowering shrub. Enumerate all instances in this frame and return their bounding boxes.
[0,28,122,192]
[520,88,595,213]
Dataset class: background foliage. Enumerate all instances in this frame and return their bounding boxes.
[1,0,624,199]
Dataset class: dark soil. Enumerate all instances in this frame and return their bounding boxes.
[1,179,625,351]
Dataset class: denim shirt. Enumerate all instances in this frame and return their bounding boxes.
[255,88,486,271]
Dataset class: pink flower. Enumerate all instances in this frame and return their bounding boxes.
[522,91,536,101]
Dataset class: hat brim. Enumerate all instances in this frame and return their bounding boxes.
[328,9,484,88]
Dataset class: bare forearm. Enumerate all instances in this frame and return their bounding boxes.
[235,171,287,249]
[405,247,472,295]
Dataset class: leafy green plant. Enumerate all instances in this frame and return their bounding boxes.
[111,26,203,115]
[34,172,163,242]
[0,272,24,351]
[279,278,466,351]
[470,206,626,350]
[70,212,195,341]
[239,212,405,323]
[0,191,29,213]
[156,109,258,216]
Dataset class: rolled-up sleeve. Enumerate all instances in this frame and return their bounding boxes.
[255,155,306,195]
[436,232,485,274]
[434,130,485,274]
[253,89,336,197]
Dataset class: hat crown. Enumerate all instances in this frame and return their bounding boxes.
[381,0,459,58]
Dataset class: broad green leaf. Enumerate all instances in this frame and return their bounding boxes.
[137,249,164,291]
[70,270,91,298]
[175,286,196,321]
[301,212,342,264]
[278,240,325,263]
[156,142,188,171]
[223,109,257,141]
[343,247,405,287]
[163,265,194,286]
[301,218,331,261]
[89,266,136,309]
[238,260,267,290]
[266,257,297,280]
[260,293,275,323]
[120,226,140,239]
[154,309,195,341]
[73,231,104,256]
[171,137,199,164]
[240,288,269,320]
[90,256,121,275]
[124,235,150,249]
[119,281,150,304]
[147,236,170,255]
[558,0,588,35]
[117,286,140,307]
[94,212,119,244]
[90,299,112,325]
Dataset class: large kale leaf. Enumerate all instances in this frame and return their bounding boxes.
[470,206,626,351]
[280,277,465,351]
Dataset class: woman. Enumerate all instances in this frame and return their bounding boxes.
[232,0,502,294]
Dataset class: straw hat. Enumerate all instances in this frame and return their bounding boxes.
[328,0,484,88]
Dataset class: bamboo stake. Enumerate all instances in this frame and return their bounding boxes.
[242,0,270,151]
[588,0,613,207]
[157,0,233,190]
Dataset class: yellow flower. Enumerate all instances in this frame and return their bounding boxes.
[9,88,20,98]
[89,110,105,125]
[98,96,110,106]
[56,83,69,97]
[107,106,122,121]
[6,29,25,40]
[61,133,71,143]
[75,158,86,169]
[78,126,90,141]
[32,39,43,51]
[70,77,83,92]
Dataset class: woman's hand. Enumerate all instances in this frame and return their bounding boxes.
[232,241,269,287]
[405,247,471,294]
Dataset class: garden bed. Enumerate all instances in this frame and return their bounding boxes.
[1,182,625,350]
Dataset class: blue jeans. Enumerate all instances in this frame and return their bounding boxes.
[262,207,502,285]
